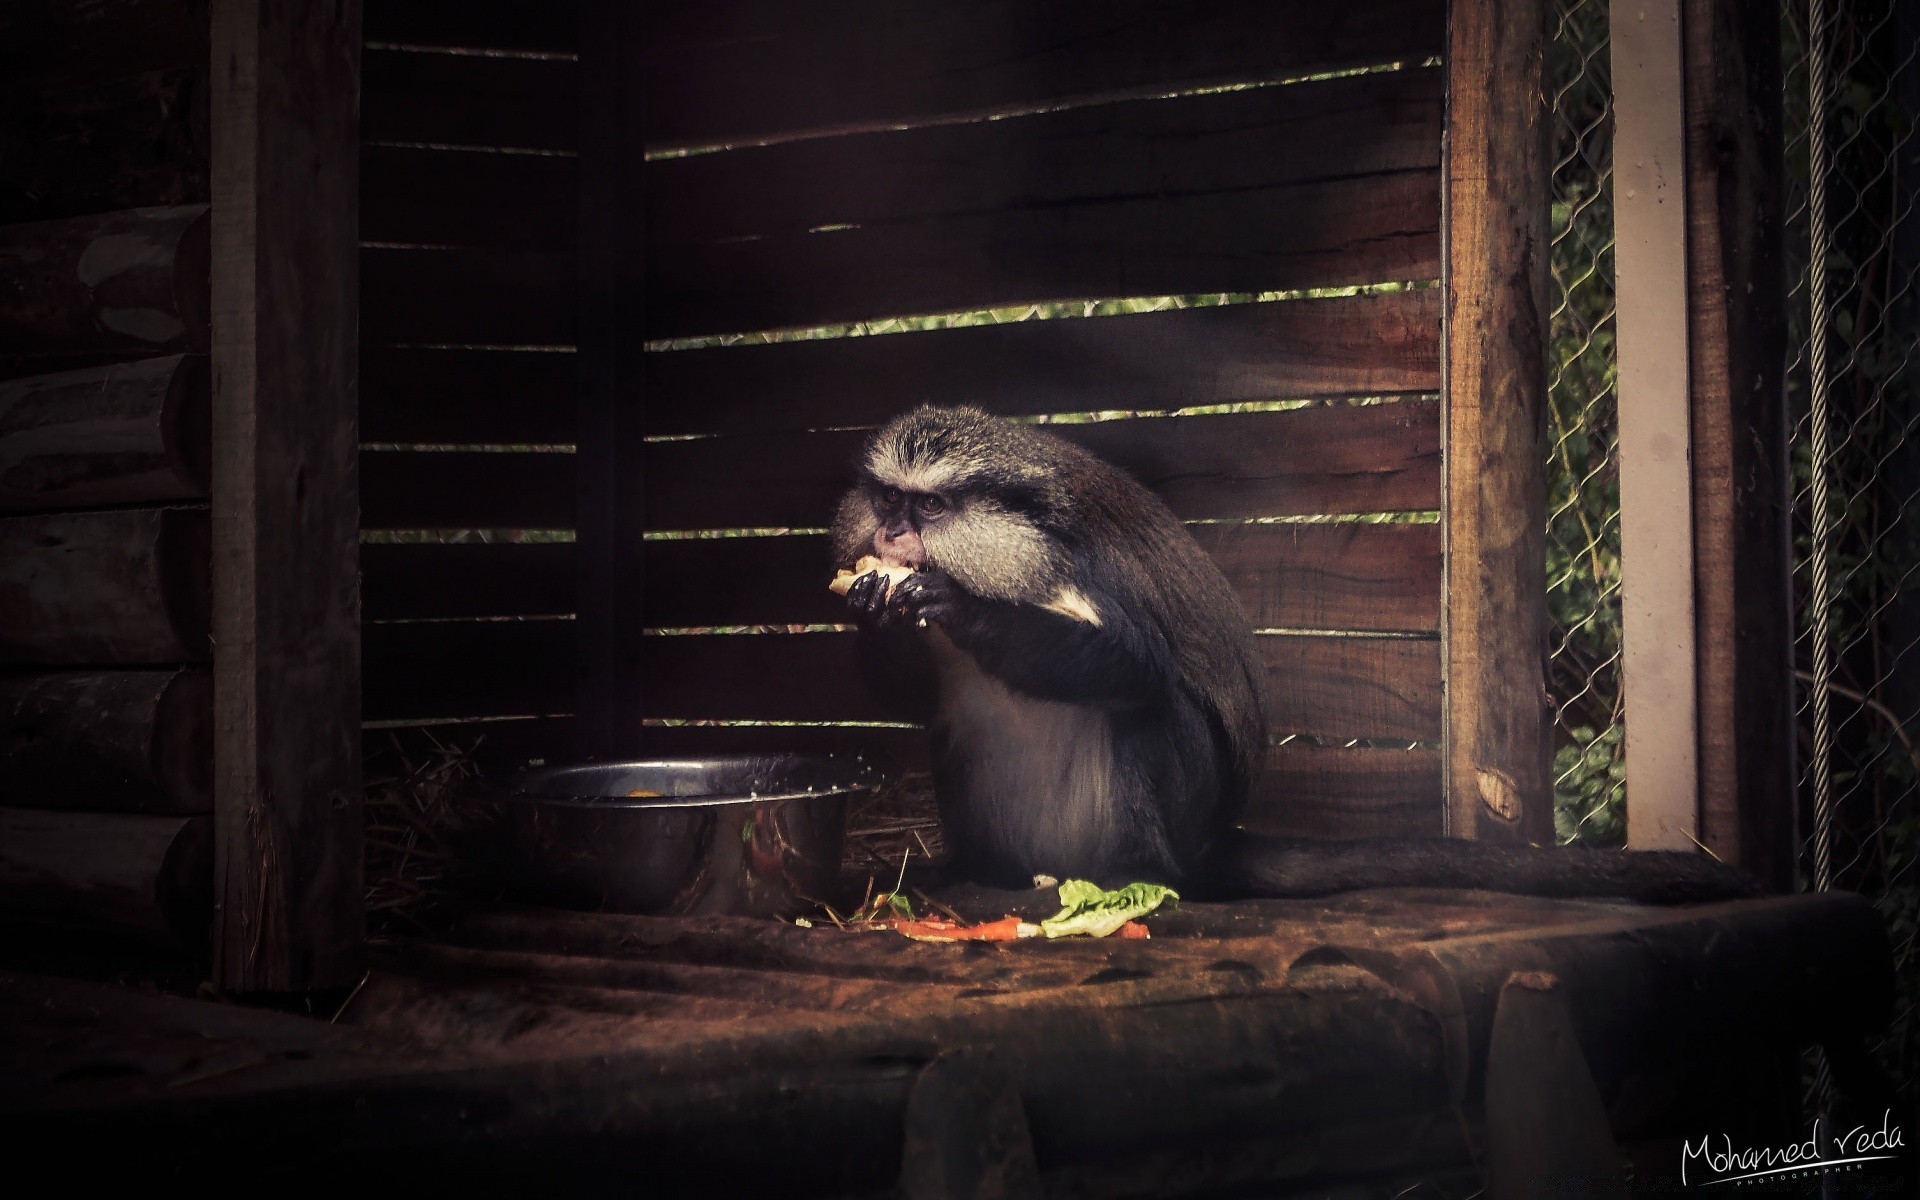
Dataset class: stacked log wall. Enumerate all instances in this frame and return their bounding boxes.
[0,1,216,947]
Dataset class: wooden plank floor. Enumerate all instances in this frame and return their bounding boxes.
[1,890,1891,1195]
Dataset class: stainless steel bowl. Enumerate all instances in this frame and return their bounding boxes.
[496,755,866,917]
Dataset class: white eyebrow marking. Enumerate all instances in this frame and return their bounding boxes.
[866,442,959,495]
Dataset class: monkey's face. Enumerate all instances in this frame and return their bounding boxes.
[832,405,1071,609]
[866,482,945,570]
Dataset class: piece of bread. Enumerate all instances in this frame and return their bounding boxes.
[829,555,916,597]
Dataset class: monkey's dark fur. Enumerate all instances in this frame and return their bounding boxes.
[833,405,1755,904]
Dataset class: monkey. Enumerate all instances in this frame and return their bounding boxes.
[831,405,1755,905]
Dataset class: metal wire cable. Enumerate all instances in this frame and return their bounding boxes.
[1805,0,1837,895]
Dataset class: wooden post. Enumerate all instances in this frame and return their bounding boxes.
[1612,0,1700,851]
[576,0,646,758]
[1683,0,1794,890]
[1442,0,1554,844]
[208,0,363,991]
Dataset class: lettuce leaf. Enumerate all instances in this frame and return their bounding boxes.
[1023,879,1179,939]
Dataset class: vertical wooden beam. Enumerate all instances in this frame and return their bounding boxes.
[1443,0,1555,845]
[1683,0,1794,890]
[208,0,363,991]
[1612,0,1700,851]
[576,0,647,758]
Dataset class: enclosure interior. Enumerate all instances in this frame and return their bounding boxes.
[358,1,1451,846]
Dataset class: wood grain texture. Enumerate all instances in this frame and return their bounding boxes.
[642,403,1441,531]
[645,524,1438,634]
[0,669,211,814]
[640,290,1441,438]
[648,168,1440,340]
[359,522,1440,634]
[1442,0,1554,844]
[0,807,211,943]
[1244,744,1444,839]
[1684,0,1794,890]
[209,0,363,991]
[0,507,209,665]
[361,542,575,621]
[361,624,1439,742]
[650,69,1443,245]
[363,0,578,54]
[360,146,576,252]
[1189,522,1440,634]
[361,50,577,152]
[644,0,1446,148]
[0,355,209,513]
[359,348,575,444]
[0,69,208,225]
[359,246,573,346]
[0,204,210,357]
[359,451,573,529]
[0,0,207,94]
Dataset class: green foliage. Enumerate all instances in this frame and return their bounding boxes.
[1546,0,1627,845]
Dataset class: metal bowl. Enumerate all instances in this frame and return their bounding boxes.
[495,755,866,917]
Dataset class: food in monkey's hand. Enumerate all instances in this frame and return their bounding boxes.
[828,555,915,598]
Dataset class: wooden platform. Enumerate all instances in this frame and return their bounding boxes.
[1,889,1892,1196]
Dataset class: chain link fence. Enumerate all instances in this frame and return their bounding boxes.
[1547,0,1627,846]
[1786,0,1919,1086]
[1547,0,1919,1089]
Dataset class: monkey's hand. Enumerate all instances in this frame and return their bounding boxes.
[844,566,958,631]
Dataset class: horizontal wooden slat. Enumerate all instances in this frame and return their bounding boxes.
[643,403,1440,530]
[1191,522,1440,634]
[0,507,210,665]
[0,354,209,513]
[642,290,1440,437]
[634,523,1436,634]
[651,69,1442,247]
[360,292,1440,445]
[360,523,1439,635]
[643,0,1446,148]
[0,69,208,226]
[1244,744,1443,839]
[360,146,575,251]
[364,2,579,54]
[360,247,572,346]
[360,347,576,443]
[0,669,211,814]
[361,50,577,152]
[360,452,574,529]
[363,619,575,721]
[362,624,1439,741]
[0,205,210,358]
[361,542,574,620]
[1257,635,1439,742]
[0,0,206,94]
[648,167,1439,340]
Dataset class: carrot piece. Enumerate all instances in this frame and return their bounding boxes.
[1114,921,1151,939]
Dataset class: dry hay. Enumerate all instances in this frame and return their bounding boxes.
[363,730,501,940]
[841,769,944,876]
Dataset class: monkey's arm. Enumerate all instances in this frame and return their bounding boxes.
[890,571,1165,708]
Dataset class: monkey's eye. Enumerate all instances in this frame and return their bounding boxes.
[880,486,903,506]
[915,494,948,520]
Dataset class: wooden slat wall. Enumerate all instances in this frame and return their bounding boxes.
[359,0,1450,839]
